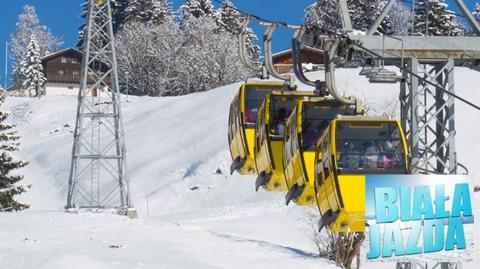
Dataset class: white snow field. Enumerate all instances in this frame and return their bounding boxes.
[0,68,479,268]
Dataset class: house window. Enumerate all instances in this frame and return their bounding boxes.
[73,71,80,77]
[57,70,64,75]
[71,58,79,64]
[61,57,67,63]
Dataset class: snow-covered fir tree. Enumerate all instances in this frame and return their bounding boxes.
[304,0,339,34]
[217,0,261,65]
[18,35,46,97]
[0,91,29,212]
[198,0,216,17]
[116,16,251,96]
[125,0,173,24]
[178,0,217,23]
[149,0,174,24]
[76,1,89,50]
[304,0,390,34]
[412,0,461,36]
[10,5,63,68]
[216,0,239,34]
[473,3,480,24]
[388,0,412,35]
[112,0,129,32]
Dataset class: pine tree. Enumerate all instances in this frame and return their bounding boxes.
[217,0,239,34]
[125,0,145,23]
[178,0,217,24]
[304,0,340,35]
[304,0,391,34]
[124,0,173,24]
[112,0,129,32]
[10,5,62,78]
[76,1,89,50]
[19,35,46,97]
[0,91,29,212]
[148,0,174,24]
[473,3,480,24]
[179,0,205,21]
[412,0,461,36]
[198,0,216,17]
[388,0,412,35]
[217,1,260,65]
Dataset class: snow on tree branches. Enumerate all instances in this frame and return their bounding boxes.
[304,0,391,35]
[0,91,29,212]
[18,35,46,97]
[178,0,217,23]
[115,0,260,97]
[77,0,174,49]
[412,0,462,36]
[126,0,174,24]
[217,0,261,65]
[388,0,413,35]
[10,5,63,68]
[116,17,252,96]
[473,3,480,25]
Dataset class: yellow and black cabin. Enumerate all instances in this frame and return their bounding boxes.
[254,92,316,192]
[314,117,409,232]
[228,81,297,175]
[283,100,359,206]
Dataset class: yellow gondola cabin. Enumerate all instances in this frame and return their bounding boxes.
[283,100,359,206]
[314,117,409,232]
[228,81,297,175]
[254,91,315,192]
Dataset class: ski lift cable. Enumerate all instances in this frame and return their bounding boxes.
[211,0,297,27]
[213,0,480,111]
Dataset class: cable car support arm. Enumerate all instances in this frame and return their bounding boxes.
[260,22,295,88]
[238,16,268,79]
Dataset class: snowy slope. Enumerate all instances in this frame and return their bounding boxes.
[0,68,479,268]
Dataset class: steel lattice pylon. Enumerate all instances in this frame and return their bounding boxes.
[66,0,133,215]
[400,58,457,175]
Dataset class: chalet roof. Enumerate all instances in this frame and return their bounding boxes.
[41,47,83,63]
[272,46,324,59]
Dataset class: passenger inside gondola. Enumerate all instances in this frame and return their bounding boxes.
[302,120,329,151]
[336,121,406,174]
[377,141,398,169]
[274,108,288,136]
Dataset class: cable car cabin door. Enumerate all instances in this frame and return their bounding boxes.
[316,129,341,220]
[254,101,273,178]
[228,90,250,174]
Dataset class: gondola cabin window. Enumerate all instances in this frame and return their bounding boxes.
[256,105,266,151]
[322,136,331,180]
[229,93,240,138]
[244,86,276,127]
[291,115,299,154]
[315,145,324,189]
[269,96,298,140]
[284,122,293,162]
[301,104,351,151]
[335,121,406,174]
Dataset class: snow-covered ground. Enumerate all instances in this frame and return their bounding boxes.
[0,68,479,268]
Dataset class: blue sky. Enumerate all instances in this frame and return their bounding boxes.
[0,0,478,87]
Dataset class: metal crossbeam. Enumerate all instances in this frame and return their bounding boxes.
[66,0,133,214]
[334,36,480,61]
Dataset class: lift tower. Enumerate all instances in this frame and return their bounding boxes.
[66,0,134,215]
